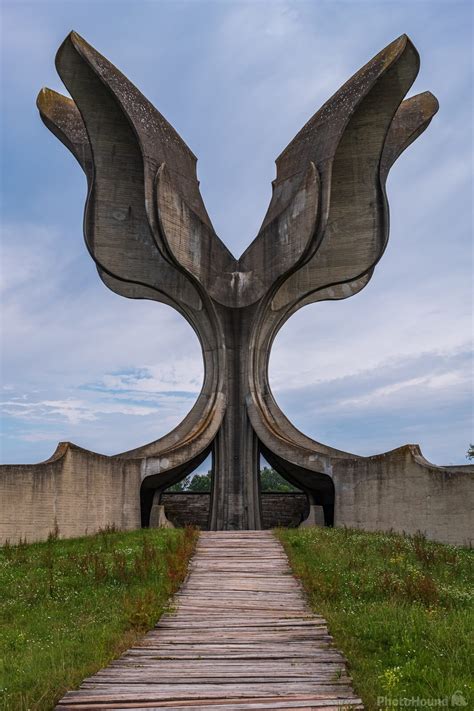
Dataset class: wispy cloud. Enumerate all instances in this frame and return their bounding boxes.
[91,363,203,395]
[1,397,160,424]
[272,348,472,463]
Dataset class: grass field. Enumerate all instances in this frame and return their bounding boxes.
[277,527,474,711]
[2,526,472,711]
[0,526,197,710]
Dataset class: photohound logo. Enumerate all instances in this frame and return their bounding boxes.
[377,691,468,707]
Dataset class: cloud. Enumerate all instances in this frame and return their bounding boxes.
[337,370,466,409]
[1,1,472,465]
[0,221,204,461]
[271,347,472,464]
[269,283,471,393]
[1,397,160,425]
[0,382,199,462]
[93,363,203,395]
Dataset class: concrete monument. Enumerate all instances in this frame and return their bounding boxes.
[1,32,472,543]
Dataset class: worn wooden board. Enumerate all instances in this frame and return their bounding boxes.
[56,532,362,710]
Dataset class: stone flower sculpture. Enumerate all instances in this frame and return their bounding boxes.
[35,32,443,531]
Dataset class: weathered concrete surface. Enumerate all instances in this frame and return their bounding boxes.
[332,446,474,546]
[32,31,445,531]
[160,494,211,530]
[0,444,142,544]
[149,503,174,529]
[261,493,309,529]
[1,33,472,544]
[300,505,326,528]
[1,450,471,544]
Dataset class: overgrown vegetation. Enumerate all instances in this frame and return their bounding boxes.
[277,527,473,711]
[0,526,197,711]
[167,466,300,492]
[260,466,300,492]
[168,470,212,492]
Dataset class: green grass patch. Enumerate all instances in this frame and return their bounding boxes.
[0,526,197,710]
[277,527,473,711]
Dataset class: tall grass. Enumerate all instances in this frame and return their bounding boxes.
[0,526,197,710]
[277,527,473,711]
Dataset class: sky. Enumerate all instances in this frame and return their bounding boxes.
[0,0,472,467]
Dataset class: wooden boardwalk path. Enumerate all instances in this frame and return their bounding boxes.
[57,531,362,710]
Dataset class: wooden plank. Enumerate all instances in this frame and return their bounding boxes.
[61,694,363,711]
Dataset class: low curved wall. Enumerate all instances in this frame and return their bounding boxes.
[333,446,474,546]
[0,443,472,546]
[0,443,142,544]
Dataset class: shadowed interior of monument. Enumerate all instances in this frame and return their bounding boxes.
[140,441,334,530]
[139,444,212,528]
[260,445,335,527]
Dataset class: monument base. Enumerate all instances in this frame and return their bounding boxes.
[0,441,472,546]
[300,505,325,528]
[149,497,174,529]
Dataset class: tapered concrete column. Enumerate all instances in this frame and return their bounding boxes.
[210,305,261,530]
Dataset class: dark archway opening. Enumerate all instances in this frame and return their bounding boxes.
[140,446,212,528]
[259,455,308,528]
[259,444,335,527]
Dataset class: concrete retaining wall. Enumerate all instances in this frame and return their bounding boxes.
[261,493,309,529]
[160,492,309,530]
[0,442,472,546]
[0,443,142,544]
[333,445,474,546]
[160,493,210,529]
